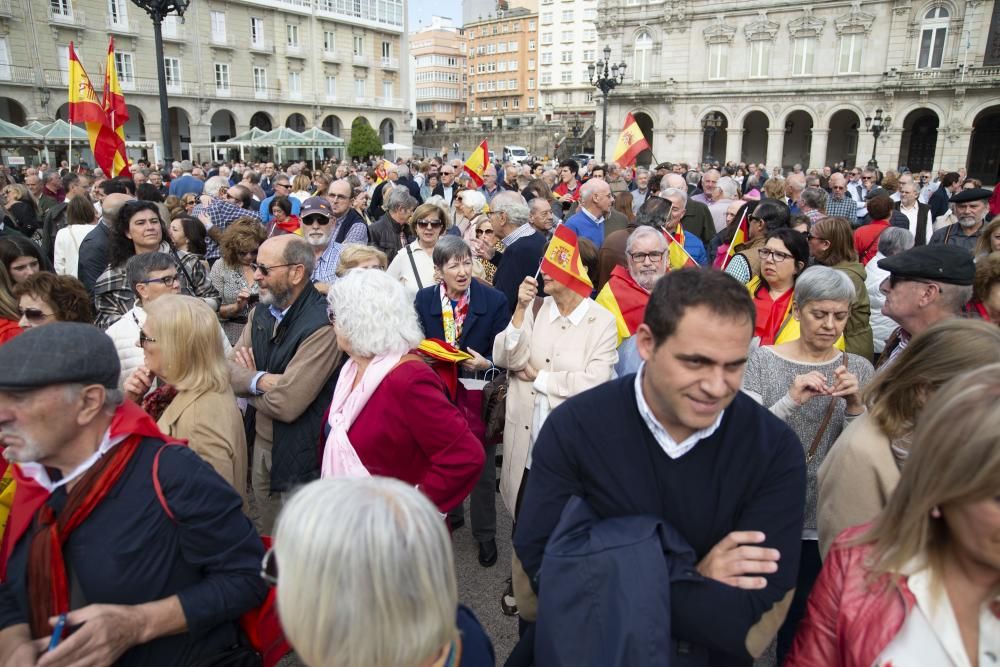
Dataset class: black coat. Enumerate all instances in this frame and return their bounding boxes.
[414,279,510,362]
[490,230,547,314]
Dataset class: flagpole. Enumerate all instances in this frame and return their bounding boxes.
[719,208,749,271]
[533,219,561,280]
[660,225,698,267]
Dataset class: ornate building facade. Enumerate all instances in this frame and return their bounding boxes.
[596,0,1000,183]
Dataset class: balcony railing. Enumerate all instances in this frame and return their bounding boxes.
[210,33,235,48]
[0,0,14,18]
[0,65,37,85]
[352,54,368,66]
[47,5,79,24]
[380,57,399,69]
[379,96,403,108]
[249,39,273,53]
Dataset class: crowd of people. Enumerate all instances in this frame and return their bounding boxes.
[0,150,997,667]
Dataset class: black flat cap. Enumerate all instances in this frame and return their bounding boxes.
[877,244,975,286]
[950,187,991,203]
[865,186,890,201]
[0,323,120,391]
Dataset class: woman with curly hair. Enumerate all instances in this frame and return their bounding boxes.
[12,271,93,330]
[209,218,267,344]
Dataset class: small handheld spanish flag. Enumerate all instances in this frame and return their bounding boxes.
[540,225,593,298]
[463,140,489,187]
[665,224,698,271]
[721,207,750,270]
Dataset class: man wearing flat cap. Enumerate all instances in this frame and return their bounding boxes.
[928,187,992,254]
[0,323,265,666]
[875,244,976,370]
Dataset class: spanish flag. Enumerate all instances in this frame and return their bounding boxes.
[101,37,131,178]
[721,207,750,270]
[373,159,393,185]
[463,139,489,187]
[612,113,650,168]
[665,225,697,271]
[67,43,121,179]
[540,224,593,298]
[595,265,650,346]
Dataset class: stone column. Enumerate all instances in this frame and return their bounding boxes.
[726,127,744,165]
[808,128,829,171]
[766,128,785,171]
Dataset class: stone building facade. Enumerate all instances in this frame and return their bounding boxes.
[596,0,1000,183]
[411,17,468,131]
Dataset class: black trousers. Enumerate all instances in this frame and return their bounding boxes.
[776,540,823,665]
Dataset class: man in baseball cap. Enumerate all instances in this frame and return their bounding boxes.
[300,194,339,295]
[875,244,975,369]
[928,187,992,253]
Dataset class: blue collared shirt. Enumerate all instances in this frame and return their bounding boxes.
[565,207,605,248]
[312,242,343,286]
[249,303,292,394]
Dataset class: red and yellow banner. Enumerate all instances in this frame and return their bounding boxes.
[665,224,697,271]
[373,159,393,185]
[67,42,121,178]
[594,265,651,346]
[101,37,131,177]
[540,224,593,298]
[612,112,650,168]
[463,139,488,187]
[721,208,750,270]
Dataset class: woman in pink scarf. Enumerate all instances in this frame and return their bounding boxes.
[320,269,484,513]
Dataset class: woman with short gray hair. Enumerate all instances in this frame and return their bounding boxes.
[741,264,875,663]
[272,477,495,667]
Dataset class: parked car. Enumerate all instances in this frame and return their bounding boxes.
[503,145,530,165]
[572,153,595,164]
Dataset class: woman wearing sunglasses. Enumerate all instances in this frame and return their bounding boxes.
[386,202,450,297]
[11,271,93,332]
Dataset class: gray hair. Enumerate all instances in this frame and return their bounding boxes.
[878,227,914,258]
[63,383,124,415]
[717,176,739,199]
[579,178,607,203]
[459,189,487,214]
[275,477,458,667]
[125,252,176,296]
[794,265,857,307]
[385,187,418,213]
[660,187,688,208]
[203,175,230,197]
[490,191,529,227]
[282,236,315,276]
[625,226,668,254]
[800,187,828,212]
[938,283,975,315]
[396,164,410,178]
[686,171,701,186]
[326,269,424,357]
[432,235,472,268]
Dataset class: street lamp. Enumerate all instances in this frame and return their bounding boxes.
[864,108,891,170]
[587,45,626,163]
[131,0,189,167]
[701,112,724,164]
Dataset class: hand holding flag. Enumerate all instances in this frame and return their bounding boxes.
[540,224,593,298]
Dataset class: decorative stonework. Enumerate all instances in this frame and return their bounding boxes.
[662,2,690,34]
[835,1,877,35]
[703,16,737,45]
[744,11,780,41]
[788,7,825,38]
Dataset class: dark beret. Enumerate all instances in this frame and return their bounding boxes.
[949,187,992,204]
[877,244,975,286]
[0,323,120,391]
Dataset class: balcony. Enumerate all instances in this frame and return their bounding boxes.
[286,44,306,59]
[355,95,374,106]
[352,54,369,66]
[210,33,235,49]
[379,96,404,108]
[254,87,270,100]
[322,50,338,62]
[380,56,399,70]
[0,0,14,18]
[0,65,37,85]
[107,15,138,34]
[215,85,232,98]
[233,0,311,14]
[47,5,79,24]
[249,39,273,54]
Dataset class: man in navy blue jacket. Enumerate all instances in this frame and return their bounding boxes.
[477,191,547,314]
[513,269,806,665]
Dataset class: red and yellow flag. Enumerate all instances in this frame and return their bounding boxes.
[612,113,650,168]
[67,43,121,178]
[594,265,651,346]
[101,37,131,177]
[463,140,488,187]
[540,224,593,298]
[373,159,393,185]
[664,224,697,271]
[721,207,750,270]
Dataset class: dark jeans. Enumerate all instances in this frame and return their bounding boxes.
[776,540,823,665]
[447,443,497,543]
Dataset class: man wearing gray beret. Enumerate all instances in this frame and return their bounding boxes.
[0,323,266,665]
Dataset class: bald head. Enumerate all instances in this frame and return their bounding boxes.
[102,193,135,226]
[662,173,686,191]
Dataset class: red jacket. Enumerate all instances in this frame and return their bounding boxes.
[785,524,916,667]
[853,220,889,266]
[348,359,484,512]
[0,320,20,346]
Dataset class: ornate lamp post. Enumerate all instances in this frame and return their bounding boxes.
[701,112,724,164]
[864,108,891,170]
[587,46,626,163]
[130,0,189,167]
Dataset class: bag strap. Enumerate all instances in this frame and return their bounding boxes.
[152,443,189,523]
[170,248,197,295]
[806,351,849,463]
[405,245,424,289]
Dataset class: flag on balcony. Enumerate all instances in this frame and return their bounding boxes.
[540,224,593,298]
[67,43,121,178]
[102,37,131,178]
[612,113,649,168]
[463,140,488,187]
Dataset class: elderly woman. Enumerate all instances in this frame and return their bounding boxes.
[969,251,1000,321]
[351,187,372,226]
[817,319,1000,558]
[0,237,43,285]
[369,187,417,264]
[1,184,40,238]
[94,200,218,329]
[742,265,876,662]
[788,364,1000,667]
[321,269,484,514]
[12,272,93,330]
[335,243,387,277]
[271,477,494,667]
[747,228,810,346]
[210,218,266,344]
[454,190,489,244]
[807,216,874,359]
[267,195,301,237]
[122,295,248,506]
[724,199,790,283]
[386,202,449,296]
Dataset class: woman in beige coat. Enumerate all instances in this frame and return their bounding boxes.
[816,319,1000,557]
[123,294,249,508]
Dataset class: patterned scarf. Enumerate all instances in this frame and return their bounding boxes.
[440,284,470,346]
[141,383,178,422]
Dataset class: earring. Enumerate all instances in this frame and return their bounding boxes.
[930,506,942,518]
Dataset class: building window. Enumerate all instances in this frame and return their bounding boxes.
[289,71,301,98]
[561,10,573,21]
[382,41,391,59]
[541,32,552,45]
[211,11,226,42]
[560,71,571,83]
[287,24,299,48]
[918,7,948,69]
[838,34,863,73]
[583,7,596,20]
[502,99,508,109]
[583,49,595,61]
[560,51,572,63]
[324,30,336,53]
[528,39,535,50]
[634,31,652,83]
[541,71,552,84]
[528,77,535,89]
[584,29,596,41]
[382,80,393,101]
[251,17,265,46]
[509,60,518,70]
[253,66,267,96]
[498,61,507,72]
[528,20,535,30]
[541,52,552,65]
[113,51,134,86]
[108,0,128,27]
[707,43,727,80]
[326,75,337,100]
[215,63,231,93]
[542,12,552,24]
[513,99,519,109]
[50,0,72,17]
[749,40,770,78]
[355,78,367,98]
[560,30,572,42]
[528,96,535,108]
[353,36,364,57]
[56,45,69,84]
[792,37,814,76]
[528,58,535,69]
[0,38,11,81]
[164,57,181,90]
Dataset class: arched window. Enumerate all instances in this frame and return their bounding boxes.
[634,32,653,83]
[918,7,949,69]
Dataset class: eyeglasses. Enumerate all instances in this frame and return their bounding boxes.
[888,275,935,289]
[274,183,290,189]
[303,215,331,226]
[861,176,874,182]
[441,170,455,175]
[628,251,665,264]
[18,307,54,322]
[475,227,494,237]
[758,248,794,263]
[260,547,278,587]
[138,330,157,347]
[415,220,443,228]
[139,274,180,286]
[239,249,259,258]
[251,262,301,276]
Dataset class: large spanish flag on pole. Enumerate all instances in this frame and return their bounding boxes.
[463,139,488,187]
[102,38,131,177]
[612,113,650,168]
[540,224,593,298]
[594,265,651,346]
[67,43,121,178]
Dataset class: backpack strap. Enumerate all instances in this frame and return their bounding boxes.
[152,443,188,523]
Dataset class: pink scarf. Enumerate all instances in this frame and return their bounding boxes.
[321,351,404,478]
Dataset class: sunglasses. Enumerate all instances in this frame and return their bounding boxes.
[475,227,494,237]
[138,330,157,346]
[139,274,180,286]
[415,220,443,228]
[18,307,53,322]
[260,547,278,587]
[303,215,331,226]
[251,261,301,276]
[327,193,351,201]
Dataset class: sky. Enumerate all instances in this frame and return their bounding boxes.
[409,0,464,29]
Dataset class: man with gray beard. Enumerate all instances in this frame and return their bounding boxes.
[929,187,992,254]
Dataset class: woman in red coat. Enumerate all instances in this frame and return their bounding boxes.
[320,267,484,513]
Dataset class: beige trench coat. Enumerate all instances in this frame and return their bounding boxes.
[492,297,617,514]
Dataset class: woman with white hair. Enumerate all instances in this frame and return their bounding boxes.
[322,269,484,513]
[270,477,495,667]
[741,265,875,664]
[454,189,489,244]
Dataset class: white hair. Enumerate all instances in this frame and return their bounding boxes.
[459,189,487,214]
[794,265,857,306]
[327,269,424,358]
[203,175,229,197]
[579,178,607,203]
[275,478,458,667]
[717,176,739,199]
[625,225,668,254]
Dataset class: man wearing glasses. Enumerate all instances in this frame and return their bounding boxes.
[258,177,301,225]
[824,172,858,220]
[432,165,458,207]
[846,169,875,227]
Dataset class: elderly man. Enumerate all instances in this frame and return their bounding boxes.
[230,235,341,533]
[824,172,857,220]
[691,168,720,206]
[631,168,651,214]
[659,187,709,267]
[784,173,806,215]
[167,160,203,198]
[431,164,458,206]
[892,180,932,246]
[865,227,914,356]
[478,192,547,313]
[596,225,669,349]
[369,187,417,264]
[662,173,715,245]
[876,244,975,369]
[301,196,340,295]
[564,178,612,248]
[23,173,57,214]
[528,197,554,239]
[195,179,262,266]
[479,164,504,203]
[929,187,991,253]
[597,196,671,290]
[0,323,265,666]
[798,186,828,226]
[258,175,301,224]
[708,176,740,233]
[326,179,368,244]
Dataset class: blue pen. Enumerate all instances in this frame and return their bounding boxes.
[48,614,67,651]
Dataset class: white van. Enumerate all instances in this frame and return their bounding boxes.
[503,145,530,164]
